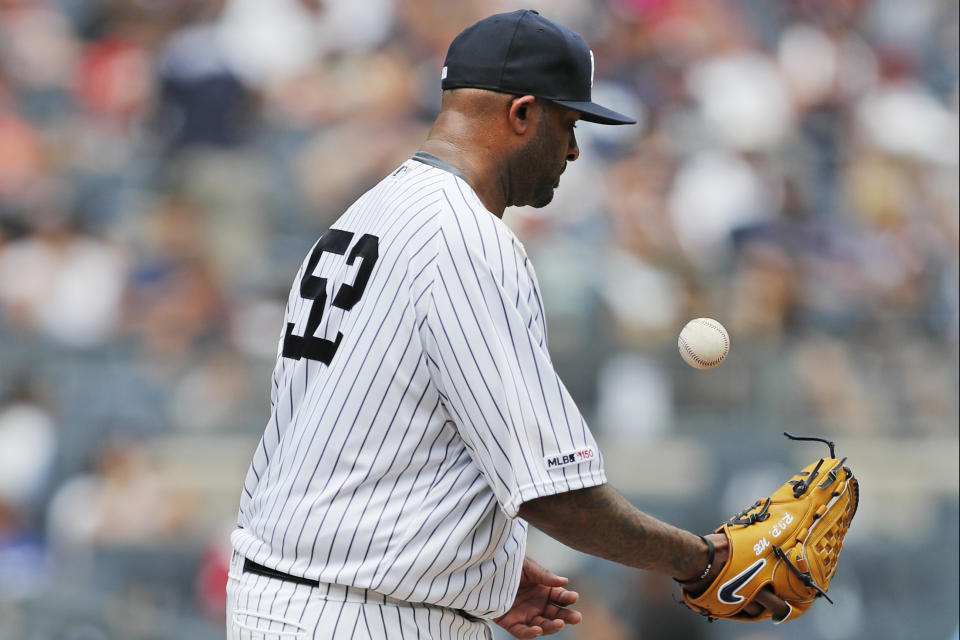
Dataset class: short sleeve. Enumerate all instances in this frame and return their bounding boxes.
[421,210,606,518]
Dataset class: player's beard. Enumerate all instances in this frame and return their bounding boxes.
[509,116,564,209]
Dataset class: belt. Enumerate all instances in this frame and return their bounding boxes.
[240,557,483,623]
[242,558,320,588]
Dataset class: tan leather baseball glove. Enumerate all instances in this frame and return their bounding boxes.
[681,433,859,623]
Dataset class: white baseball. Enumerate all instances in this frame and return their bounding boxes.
[678,318,730,370]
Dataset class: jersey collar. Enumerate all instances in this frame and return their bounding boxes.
[411,151,468,183]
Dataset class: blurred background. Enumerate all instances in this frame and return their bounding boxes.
[0,0,956,638]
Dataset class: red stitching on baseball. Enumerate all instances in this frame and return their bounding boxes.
[680,320,728,367]
[680,337,715,367]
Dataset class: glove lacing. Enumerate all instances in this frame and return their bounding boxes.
[726,498,771,526]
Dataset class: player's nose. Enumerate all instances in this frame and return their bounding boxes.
[567,134,579,162]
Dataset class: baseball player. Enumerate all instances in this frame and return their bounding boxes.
[227,10,788,639]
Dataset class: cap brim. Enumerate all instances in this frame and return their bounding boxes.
[552,99,636,125]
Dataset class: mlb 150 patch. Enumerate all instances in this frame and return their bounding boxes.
[544,448,595,470]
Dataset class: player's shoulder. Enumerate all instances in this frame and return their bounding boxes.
[376,157,451,209]
[380,155,529,270]
[331,158,449,241]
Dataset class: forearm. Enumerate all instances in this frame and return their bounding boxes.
[517,484,711,581]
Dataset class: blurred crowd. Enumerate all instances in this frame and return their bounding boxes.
[0,0,956,639]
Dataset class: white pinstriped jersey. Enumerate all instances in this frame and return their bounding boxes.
[231,153,606,618]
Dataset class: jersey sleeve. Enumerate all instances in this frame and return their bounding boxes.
[421,210,606,519]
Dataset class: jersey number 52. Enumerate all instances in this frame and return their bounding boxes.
[282,229,380,363]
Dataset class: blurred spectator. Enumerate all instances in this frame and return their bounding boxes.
[687,51,795,151]
[74,28,152,121]
[668,150,776,267]
[155,7,252,150]
[0,379,56,533]
[194,526,232,621]
[0,214,125,348]
[0,84,45,208]
[127,257,225,365]
[170,344,256,432]
[0,378,55,607]
[856,82,959,165]
[46,438,192,549]
[0,1,78,122]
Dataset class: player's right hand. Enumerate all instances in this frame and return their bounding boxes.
[494,556,582,638]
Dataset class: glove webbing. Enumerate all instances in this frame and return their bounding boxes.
[772,546,833,603]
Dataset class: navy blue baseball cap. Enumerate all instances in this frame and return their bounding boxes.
[441,9,635,125]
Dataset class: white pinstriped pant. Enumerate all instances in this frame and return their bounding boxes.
[226,551,494,640]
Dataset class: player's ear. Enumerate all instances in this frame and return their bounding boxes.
[507,95,537,135]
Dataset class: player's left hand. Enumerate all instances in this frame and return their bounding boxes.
[494,556,582,638]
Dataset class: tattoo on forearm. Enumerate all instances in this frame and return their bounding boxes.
[518,485,702,578]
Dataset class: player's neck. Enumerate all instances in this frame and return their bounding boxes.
[419,138,506,218]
